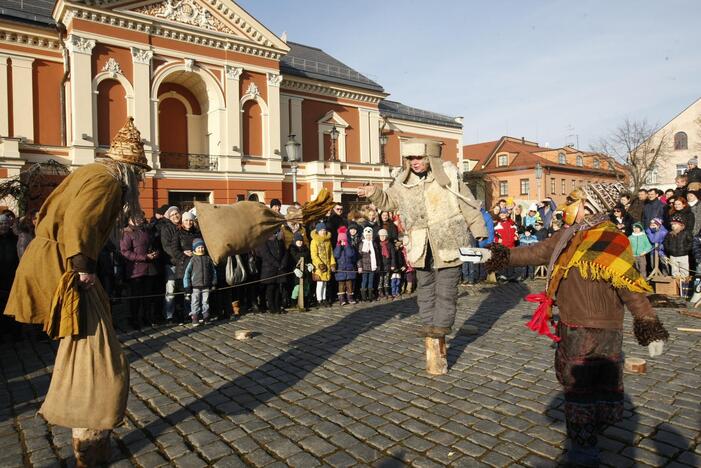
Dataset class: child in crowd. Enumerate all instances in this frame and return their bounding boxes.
[518,226,539,279]
[289,232,312,309]
[358,226,379,301]
[664,215,692,277]
[533,220,548,241]
[377,228,397,299]
[334,226,358,305]
[524,204,541,228]
[400,235,416,294]
[391,238,405,299]
[646,217,668,274]
[494,210,518,281]
[183,238,217,326]
[310,222,335,307]
[629,222,653,276]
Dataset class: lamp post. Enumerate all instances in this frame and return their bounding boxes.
[329,125,340,161]
[379,134,388,164]
[285,134,301,203]
[535,161,543,201]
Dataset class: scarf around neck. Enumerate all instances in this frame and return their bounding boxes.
[361,239,377,271]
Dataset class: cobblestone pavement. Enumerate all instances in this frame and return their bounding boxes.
[1,281,700,467]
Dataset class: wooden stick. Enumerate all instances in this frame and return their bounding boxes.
[677,327,701,333]
[678,309,701,319]
[425,337,448,375]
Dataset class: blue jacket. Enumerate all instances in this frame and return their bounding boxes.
[334,244,357,281]
[519,234,539,246]
[646,225,668,258]
[537,200,557,229]
[478,208,495,248]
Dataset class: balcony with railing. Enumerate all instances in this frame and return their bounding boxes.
[158,152,218,171]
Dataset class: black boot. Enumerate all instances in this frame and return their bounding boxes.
[360,289,367,302]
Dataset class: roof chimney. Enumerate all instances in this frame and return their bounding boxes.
[521,136,525,144]
[280,31,288,43]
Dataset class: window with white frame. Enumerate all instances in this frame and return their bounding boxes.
[558,152,566,164]
[561,179,566,194]
[497,154,508,167]
[520,179,530,195]
[594,159,600,169]
[646,167,658,185]
[576,155,583,167]
[550,178,556,194]
[499,181,508,196]
[677,164,687,176]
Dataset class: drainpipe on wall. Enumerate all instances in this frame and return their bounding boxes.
[56,22,69,147]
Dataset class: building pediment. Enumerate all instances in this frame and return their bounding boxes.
[317,110,349,128]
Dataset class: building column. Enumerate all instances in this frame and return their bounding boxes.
[266,73,283,174]
[10,56,35,142]
[131,47,154,167]
[289,96,304,158]
[221,65,242,172]
[368,110,380,164]
[0,55,9,137]
[359,108,370,164]
[66,35,96,165]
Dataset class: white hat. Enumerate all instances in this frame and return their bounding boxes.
[182,212,196,221]
[528,203,538,212]
[363,226,374,235]
[378,228,388,236]
[400,138,443,158]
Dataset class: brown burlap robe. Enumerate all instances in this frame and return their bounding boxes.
[39,282,129,429]
[196,189,336,265]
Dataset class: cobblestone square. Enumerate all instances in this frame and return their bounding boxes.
[1,281,699,467]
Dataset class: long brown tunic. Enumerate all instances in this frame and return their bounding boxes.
[4,163,122,326]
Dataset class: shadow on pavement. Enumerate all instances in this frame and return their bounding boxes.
[447,282,530,370]
[125,298,417,453]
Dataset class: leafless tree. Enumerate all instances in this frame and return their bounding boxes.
[592,118,671,193]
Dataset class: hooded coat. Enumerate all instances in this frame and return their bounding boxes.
[628,225,653,257]
[310,230,336,281]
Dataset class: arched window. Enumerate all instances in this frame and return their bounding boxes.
[593,159,600,169]
[558,152,566,164]
[96,79,126,147]
[576,155,583,167]
[242,100,263,156]
[674,132,688,150]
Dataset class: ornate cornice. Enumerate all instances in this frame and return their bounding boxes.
[0,30,60,51]
[281,78,383,105]
[101,57,122,77]
[245,82,260,97]
[131,47,153,64]
[62,6,285,61]
[66,35,96,55]
[225,65,243,80]
[184,58,195,72]
[267,73,282,87]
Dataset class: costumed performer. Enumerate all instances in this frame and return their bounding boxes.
[4,117,150,467]
[467,182,669,466]
[357,138,487,375]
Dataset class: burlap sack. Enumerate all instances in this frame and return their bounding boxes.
[39,283,129,429]
[196,201,286,264]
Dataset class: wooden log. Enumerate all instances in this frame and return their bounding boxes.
[425,337,447,375]
[678,309,701,319]
[624,357,646,374]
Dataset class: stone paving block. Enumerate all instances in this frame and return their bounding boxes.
[298,435,336,457]
[324,450,357,468]
[199,440,234,462]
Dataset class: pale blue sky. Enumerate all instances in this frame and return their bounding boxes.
[237,0,701,149]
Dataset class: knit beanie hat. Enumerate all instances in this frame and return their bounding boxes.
[192,238,205,250]
[378,228,388,237]
[650,217,663,227]
[182,211,196,221]
[156,204,170,215]
[632,222,644,231]
[337,226,348,244]
[164,206,180,218]
[348,222,360,233]
[689,156,698,165]
[293,231,304,242]
[315,222,327,232]
[671,215,685,226]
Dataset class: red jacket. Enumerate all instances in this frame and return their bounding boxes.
[494,219,518,248]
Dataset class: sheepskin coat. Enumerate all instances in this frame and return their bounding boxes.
[369,161,487,269]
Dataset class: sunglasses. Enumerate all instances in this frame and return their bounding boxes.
[406,156,425,161]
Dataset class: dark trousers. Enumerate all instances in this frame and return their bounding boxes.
[128,276,157,326]
[265,283,281,313]
[415,265,461,328]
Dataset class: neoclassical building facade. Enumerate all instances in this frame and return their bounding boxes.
[0,0,463,214]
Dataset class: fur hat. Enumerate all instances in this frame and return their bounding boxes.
[348,221,360,233]
[182,211,196,221]
[396,138,451,187]
[569,182,625,215]
[363,226,374,236]
[164,206,180,218]
[192,238,205,250]
[378,228,388,237]
[315,222,327,232]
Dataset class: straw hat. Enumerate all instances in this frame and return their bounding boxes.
[106,117,151,171]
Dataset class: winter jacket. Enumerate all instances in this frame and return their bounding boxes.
[358,239,381,272]
[523,213,541,228]
[610,211,634,236]
[378,239,397,272]
[518,233,539,246]
[626,199,644,223]
[643,199,666,228]
[628,232,653,257]
[183,254,217,289]
[120,225,157,279]
[663,230,692,258]
[255,237,289,285]
[494,219,518,248]
[289,244,310,270]
[646,226,668,258]
[688,201,701,236]
[326,213,348,245]
[159,220,180,266]
[334,244,357,281]
[310,230,335,281]
[509,225,660,330]
[685,166,701,185]
[537,200,557,229]
[534,227,549,242]
[175,226,201,279]
[478,208,495,248]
